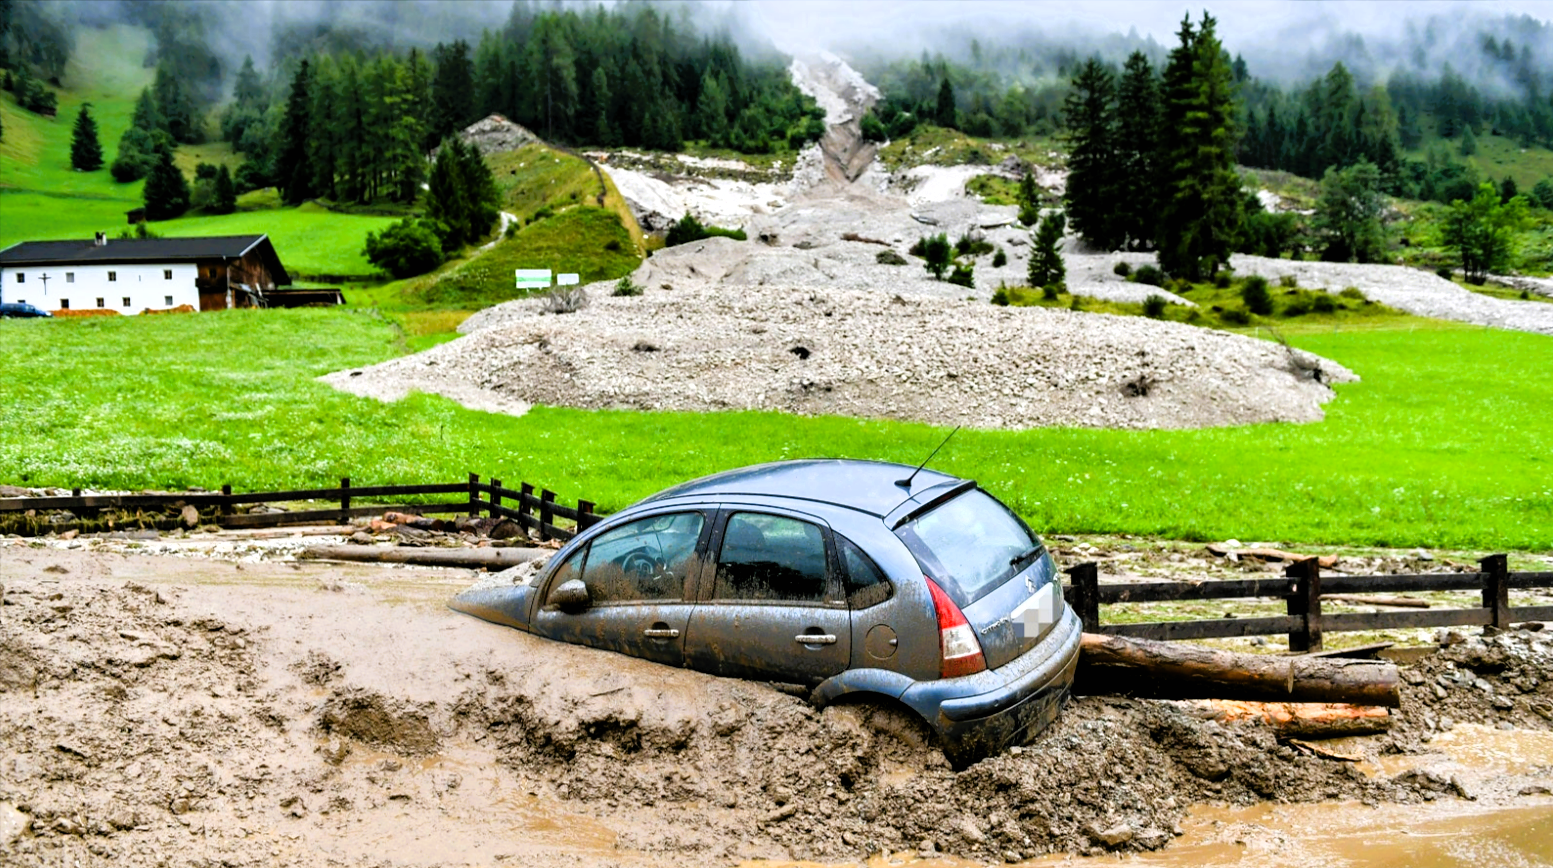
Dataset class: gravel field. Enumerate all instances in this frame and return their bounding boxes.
[329,277,1352,430]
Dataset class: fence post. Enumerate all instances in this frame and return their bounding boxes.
[491,479,503,517]
[1286,558,1323,653]
[1480,553,1510,633]
[220,484,232,520]
[1064,562,1101,632]
[577,499,596,532]
[520,483,535,533]
[468,473,481,517]
[539,489,556,541]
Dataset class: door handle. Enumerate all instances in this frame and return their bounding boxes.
[795,633,837,645]
[643,628,680,639]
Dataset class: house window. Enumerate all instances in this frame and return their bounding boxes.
[164,295,173,306]
[122,297,131,308]
[108,271,117,282]
[60,299,70,309]
[14,273,22,283]
[164,269,173,280]
[66,273,75,283]
[96,298,105,308]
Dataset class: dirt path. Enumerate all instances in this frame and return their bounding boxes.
[3,543,1551,867]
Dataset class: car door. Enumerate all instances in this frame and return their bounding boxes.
[683,509,851,685]
[530,510,711,668]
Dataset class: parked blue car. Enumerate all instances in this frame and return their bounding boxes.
[451,459,1081,767]
[0,302,52,318]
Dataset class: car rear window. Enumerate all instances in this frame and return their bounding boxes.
[894,489,1040,607]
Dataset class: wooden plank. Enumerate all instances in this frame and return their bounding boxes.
[549,502,580,521]
[1300,642,1395,660]
[299,545,549,569]
[1509,572,1553,589]
[0,493,226,511]
[486,484,525,501]
[1092,577,1295,604]
[1102,615,1300,641]
[220,502,471,528]
[222,483,466,504]
[1510,605,1553,622]
[539,521,575,541]
[1322,573,1484,594]
[1064,563,1101,632]
[1322,608,1492,632]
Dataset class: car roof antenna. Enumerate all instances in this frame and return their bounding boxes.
[895,426,962,489]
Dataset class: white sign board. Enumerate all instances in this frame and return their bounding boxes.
[556,273,580,286]
[515,269,552,289]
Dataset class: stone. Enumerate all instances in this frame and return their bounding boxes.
[180,505,200,528]
[0,803,30,845]
[1086,822,1134,848]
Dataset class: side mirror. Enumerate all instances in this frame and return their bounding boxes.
[548,578,591,613]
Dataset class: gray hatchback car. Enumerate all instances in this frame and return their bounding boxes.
[451,459,1081,766]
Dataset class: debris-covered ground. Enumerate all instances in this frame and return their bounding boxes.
[1,537,1550,868]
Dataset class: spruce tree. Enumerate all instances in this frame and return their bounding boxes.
[1156,13,1242,280]
[1062,58,1122,251]
[1114,51,1161,250]
[212,164,237,214]
[142,143,190,220]
[1028,210,1067,292]
[110,89,164,182]
[70,102,103,171]
[277,59,315,206]
[935,76,956,129]
[1459,125,1478,157]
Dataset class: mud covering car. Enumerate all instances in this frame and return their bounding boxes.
[451,459,1081,767]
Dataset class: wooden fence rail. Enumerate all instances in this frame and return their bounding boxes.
[1062,555,1553,649]
[0,475,603,541]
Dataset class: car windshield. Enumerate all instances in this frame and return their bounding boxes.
[895,489,1040,607]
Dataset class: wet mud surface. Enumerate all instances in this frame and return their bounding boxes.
[1,544,1549,867]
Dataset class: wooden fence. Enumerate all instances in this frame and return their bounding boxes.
[0,475,603,542]
[1063,555,1553,651]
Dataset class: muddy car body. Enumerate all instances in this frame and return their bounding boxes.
[452,459,1081,766]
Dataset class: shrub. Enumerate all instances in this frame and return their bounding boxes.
[1213,272,1233,289]
[920,233,952,279]
[1278,274,1298,289]
[1043,282,1063,301]
[876,249,908,266]
[1436,266,1455,281]
[612,275,643,297]
[1312,293,1338,313]
[543,286,590,314]
[1068,295,1083,311]
[364,218,445,278]
[1221,306,1252,324]
[1240,276,1274,315]
[1132,264,1164,287]
[991,287,1011,306]
[1283,298,1311,317]
[907,237,927,256]
[1142,294,1168,319]
[947,261,975,288]
[992,248,1007,268]
[1339,286,1367,301]
[1166,278,1192,295]
[1113,261,1131,277]
[954,232,994,257]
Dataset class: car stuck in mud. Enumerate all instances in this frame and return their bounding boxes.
[451,458,1082,766]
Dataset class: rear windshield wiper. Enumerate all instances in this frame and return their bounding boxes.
[1009,545,1044,568]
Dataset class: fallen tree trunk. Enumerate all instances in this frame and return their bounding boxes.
[299,545,548,569]
[1076,632,1401,708]
[1198,699,1391,739]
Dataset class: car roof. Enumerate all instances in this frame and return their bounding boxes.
[640,459,961,518]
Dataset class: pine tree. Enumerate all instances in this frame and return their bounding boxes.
[430,40,476,145]
[1028,210,1067,291]
[1114,51,1161,251]
[110,89,165,182]
[142,143,190,220]
[1459,124,1478,157]
[935,76,956,129]
[1156,13,1242,280]
[591,67,615,146]
[211,164,237,214]
[1016,172,1041,226]
[277,59,315,206]
[152,64,197,144]
[1062,58,1122,251]
[697,71,729,145]
[70,102,103,171]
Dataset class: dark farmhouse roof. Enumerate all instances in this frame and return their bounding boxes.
[0,235,291,285]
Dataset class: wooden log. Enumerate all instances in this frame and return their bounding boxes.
[1076,632,1401,708]
[1199,700,1391,739]
[298,545,548,569]
[1324,594,1431,609]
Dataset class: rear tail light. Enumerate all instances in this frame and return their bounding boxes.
[925,576,986,679]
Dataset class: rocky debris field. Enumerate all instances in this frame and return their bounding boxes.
[3,542,1549,868]
[327,275,1354,430]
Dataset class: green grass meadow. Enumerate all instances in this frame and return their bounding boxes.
[0,310,1547,552]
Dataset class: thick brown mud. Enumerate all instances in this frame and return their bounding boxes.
[1,543,1549,867]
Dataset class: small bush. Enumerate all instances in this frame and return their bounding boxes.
[363,218,445,278]
[665,213,746,247]
[876,249,908,266]
[947,261,975,288]
[920,234,952,279]
[1142,294,1168,318]
[1166,278,1192,295]
[1213,272,1233,289]
[1436,266,1455,281]
[1133,264,1164,287]
[1278,274,1298,289]
[1241,276,1274,315]
[1043,282,1063,301]
[1339,286,1367,301]
[1221,306,1252,325]
[992,248,1007,268]
[954,232,994,257]
[543,286,590,314]
[907,237,927,257]
[1113,261,1131,277]
[991,287,1011,306]
[1283,299,1311,317]
[604,239,622,252]
[1311,293,1338,313]
[1068,295,1083,311]
[612,275,643,297]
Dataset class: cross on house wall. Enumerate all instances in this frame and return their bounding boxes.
[37,273,50,295]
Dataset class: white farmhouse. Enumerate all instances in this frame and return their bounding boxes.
[0,233,292,315]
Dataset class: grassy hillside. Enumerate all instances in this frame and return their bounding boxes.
[0,310,1547,551]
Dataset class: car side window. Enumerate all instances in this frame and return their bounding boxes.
[574,512,704,604]
[715,513,829,603]
[838,536,893,609]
